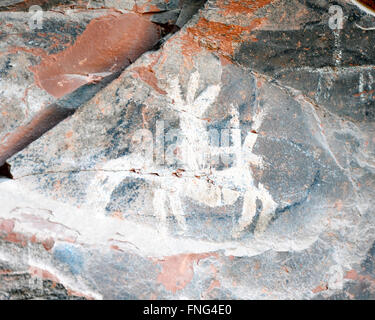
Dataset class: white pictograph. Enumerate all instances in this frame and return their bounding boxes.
[84,71,277,238]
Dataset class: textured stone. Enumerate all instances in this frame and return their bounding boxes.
[0,7,167,166]
[0,0,374,300]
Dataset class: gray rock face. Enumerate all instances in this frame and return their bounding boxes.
[0,0,374,299]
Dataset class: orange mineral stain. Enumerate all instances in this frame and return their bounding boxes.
[186,17,267,57]
[216,0,274,16]
[31,13,161,98]
[182,0,272,58]
[179,32,203,69]
[133,1,161,14]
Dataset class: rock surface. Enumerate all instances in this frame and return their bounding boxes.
[0,0,374,299]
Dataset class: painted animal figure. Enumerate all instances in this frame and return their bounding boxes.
[85,71,277,238]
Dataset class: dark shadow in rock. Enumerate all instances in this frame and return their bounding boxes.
[0,162,13,179]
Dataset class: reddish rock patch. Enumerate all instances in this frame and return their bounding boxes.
[345,269,359,280]
[133,65,166,95]
[312,283,328,293]
[29,266,95,299]
[0,219,15,234]
[31,13,161,98]
[156,253,216,293]
[0,217,55,250]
